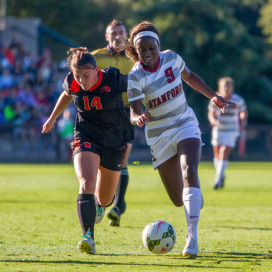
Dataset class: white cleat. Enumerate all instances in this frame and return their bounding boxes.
[183,237,198,257]
[95,206,105,224]
[78,238,95,255]
[78,229,95,254]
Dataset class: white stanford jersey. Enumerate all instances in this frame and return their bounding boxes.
[208,93,246,133]
[127,50,199,145]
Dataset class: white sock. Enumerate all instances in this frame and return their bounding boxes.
[183,187,201,241]
[213,158,218,169]
[215,160,228,184]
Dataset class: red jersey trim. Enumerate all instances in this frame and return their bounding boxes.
[70,79,80,93]
[140,57,160,73]
[88,71,103,92]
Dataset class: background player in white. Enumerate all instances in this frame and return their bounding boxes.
[208,77,248,189]
[125,21,235,257]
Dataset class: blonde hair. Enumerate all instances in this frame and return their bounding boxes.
[218,77,234,86]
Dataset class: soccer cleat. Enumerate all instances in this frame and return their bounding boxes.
[213,178,223,190]
[213,175,225,190]
[183,237,198,257]
[107,207,121,227]
[95,206,105,224]
[78,229,95,255]
[221,176,225,188]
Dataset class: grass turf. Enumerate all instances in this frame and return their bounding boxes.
[0,162,271,271]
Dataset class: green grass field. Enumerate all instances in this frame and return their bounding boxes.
[0,162,271,272]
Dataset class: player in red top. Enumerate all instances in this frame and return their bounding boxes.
[42,47,132,255]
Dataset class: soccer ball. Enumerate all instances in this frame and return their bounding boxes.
[142,220,176,254]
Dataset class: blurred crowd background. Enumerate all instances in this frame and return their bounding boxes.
[0,0,272,162]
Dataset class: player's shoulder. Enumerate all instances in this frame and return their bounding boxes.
[161,49,178,58]
[161,50,183,64]
[232,93,243,98]
[91,47,109,55]
[63,72,80,93]
[101,66,126,82]
[63,72,74,85]
[128,62,143,79]
[232,93,245,102]
[101,66,120,75]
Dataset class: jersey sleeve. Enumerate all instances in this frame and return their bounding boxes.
[117,73,128,93]
[106,67,128,93]
[170,50,185,73]
[62,74,70,94]
[238,96,247,111]
[127,71,145,102]
[176,55,185,73]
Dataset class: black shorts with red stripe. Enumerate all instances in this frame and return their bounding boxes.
[71,136,127,171]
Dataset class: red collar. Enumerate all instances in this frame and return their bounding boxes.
[88,71,103,92]
[140,57,160,73]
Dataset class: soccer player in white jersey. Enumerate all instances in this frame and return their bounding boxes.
[208,77,248,189]
[124,21,235,257]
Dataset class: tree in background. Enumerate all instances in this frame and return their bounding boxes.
[118,0,272,124]
[6,0,272,124]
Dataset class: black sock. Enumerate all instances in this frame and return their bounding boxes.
[77,194,96,239]
[114,168,129,212]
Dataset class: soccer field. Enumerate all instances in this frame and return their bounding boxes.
[0,162,271,272]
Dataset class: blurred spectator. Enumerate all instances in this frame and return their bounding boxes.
[0,36,69,157]
[0,68,15,88]
[57,108,74,161]
[36,48,54,85]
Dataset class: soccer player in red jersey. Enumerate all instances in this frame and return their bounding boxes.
[92,20,135,227]
[42,47,133,254]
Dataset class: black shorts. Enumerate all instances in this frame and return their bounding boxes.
[71,137,127,171]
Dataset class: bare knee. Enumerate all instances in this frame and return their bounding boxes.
[78,178,96,194]
[96,195,114,207]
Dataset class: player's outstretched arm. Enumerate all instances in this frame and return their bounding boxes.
[211,95,236,113]
[42,91,73,133]
[181,66,236,113]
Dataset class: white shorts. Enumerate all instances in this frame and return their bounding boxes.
[150,123,202,170]
[211,129,239,148]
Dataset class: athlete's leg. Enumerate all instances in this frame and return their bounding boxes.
[177,138,202,256]
[74,151,100,241]
[219,145,232,160]
[213,145,220,169]
[113,142,132,213]
[157,154,183,207]
[214,145,232,188]
[95,166,121,207]
[107,143,132,226]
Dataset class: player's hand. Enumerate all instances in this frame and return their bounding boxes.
[137,111,150,127]
[211,95,236,113]
[42,119,55,133]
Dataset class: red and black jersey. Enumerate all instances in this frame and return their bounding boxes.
[62,67,133,149]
